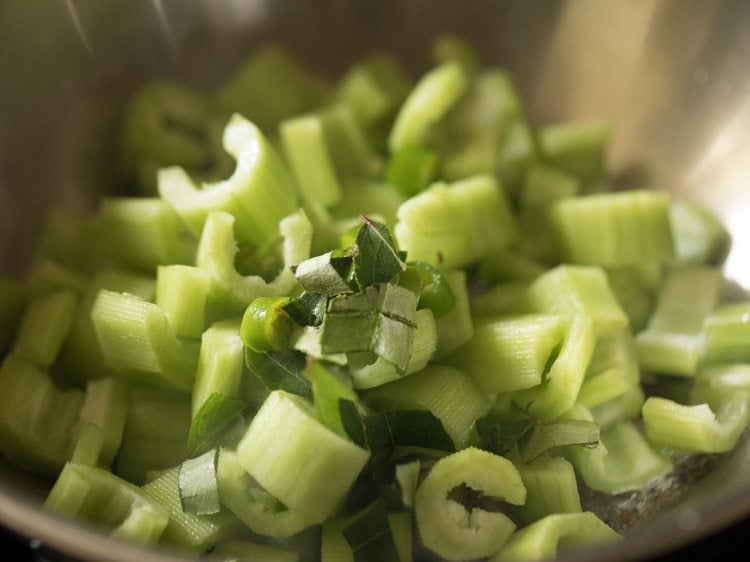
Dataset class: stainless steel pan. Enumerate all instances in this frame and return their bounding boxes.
[1,1,749,559]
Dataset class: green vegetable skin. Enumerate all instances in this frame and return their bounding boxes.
[1,34,746,562]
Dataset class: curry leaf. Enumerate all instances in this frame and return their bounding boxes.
[363,410,455,455]
[475,416,536,456]
[187,394,248,457]
[342,497,400,562]
[282,291,325,327]
[354,215,406,289]
[245,348,311,399]
[306,361,357,438]
[340,399,367,448]
[518,420,600,464]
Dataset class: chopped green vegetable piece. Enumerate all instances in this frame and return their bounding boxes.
[470,282,529,317]
[236,390,370,523]
[447,314,566,394]
[179,449,221,515]
[196,209,312,312]
[511,454,582,525]
[395,174,519,269]
[518,164,581,263]
[25,260,87,297]
[514,314,596,420]
[415,447,525,560]
[90,290,198,392]
[636,266,722,376]
[188,394,248,458]
[538,121,612,189]
[364,365,490,449]
[642,364,750,453]
[69,423,106,467]
[563,407,672,495]
[605,267,655,333]
[0,355,83,477]
[337,53,411,128]
[159,114,300,247]
[142,466,243,553]
[579,328,640,409]
[491,512,620,562]
[319,103,382,180]
[119,80,228,195]
[478,249,546,285]
[155,265,209,339]
[45,462,169,546]
[497,117,538,198]
[590,385,646,431]
[241,296,296,352]
[75,376,129,467]
[13,289,77,369]
[192,318,245,417]
[703,302,750,364]
[670,198,731,265]
[216,449,315,538]
[388,61,469,152]
[551,190,674,272]
[56,269,155,386]
[216,44,330,133]
[115,386,192,485]
[280,112,343,220]
[97,197,195,272]
[386,147,440,197]
[524,264,627,337]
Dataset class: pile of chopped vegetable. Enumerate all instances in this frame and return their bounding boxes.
[0,35,746,562]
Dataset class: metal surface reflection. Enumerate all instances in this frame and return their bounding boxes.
[1,0,750,560]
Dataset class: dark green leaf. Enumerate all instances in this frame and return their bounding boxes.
[372,315,414,374]
[340,399,366,447]
[327,289,379,314]
[342,498,400,562]
[320,311,378,354]
[187,393,248,457]
[409,260,456,318]
[518,420,600,464]
[178,448,220,515]
[293,249,355,296]
[245,348,311,399]
[282,291,325,327]
[306,361,357,438]
[354,215,406,290]
[363,410,455,456]
[376,283,419,326]
[476,416,536,456]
